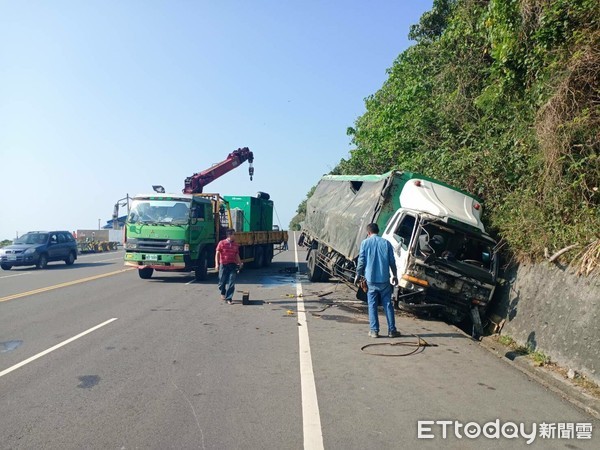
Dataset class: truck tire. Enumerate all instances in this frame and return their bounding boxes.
[307,250,325,282]
[195,250,208,281]
[36,254,48,269]
[262,245,273,267]
[1,263,12,271]
[139,267,153,279]
[252,246,265,268]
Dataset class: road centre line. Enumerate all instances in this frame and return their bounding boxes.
[0,268,134,303]
[0,318,118,379]
[294,233,324,450]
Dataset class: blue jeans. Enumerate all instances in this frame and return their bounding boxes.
[218,264,238,300]
[367,282,396,333]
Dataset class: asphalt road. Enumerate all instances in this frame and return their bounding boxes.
[0,242,598,449]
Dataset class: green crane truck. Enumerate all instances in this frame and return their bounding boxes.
[299,171,499,337]
[124,192,287,280]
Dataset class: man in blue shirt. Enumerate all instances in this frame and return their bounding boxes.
[356,223,401,338]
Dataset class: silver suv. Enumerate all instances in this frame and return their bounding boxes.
[0,231,78,270]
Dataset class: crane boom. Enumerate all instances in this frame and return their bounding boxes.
[183,147,254,194]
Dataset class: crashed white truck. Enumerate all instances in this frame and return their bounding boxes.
[298,171,499,337]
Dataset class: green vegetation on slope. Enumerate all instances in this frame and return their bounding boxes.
[291,0,599,271]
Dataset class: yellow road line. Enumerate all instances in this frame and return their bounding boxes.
[0,268,134,303]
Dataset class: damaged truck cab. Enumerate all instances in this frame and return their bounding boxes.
[381,178,498,335]
[299,171,498,337]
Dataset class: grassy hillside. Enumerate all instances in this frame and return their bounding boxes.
[291,0,599,273]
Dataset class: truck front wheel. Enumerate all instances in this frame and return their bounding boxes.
[139,267,154,279]
[195,250,208,281]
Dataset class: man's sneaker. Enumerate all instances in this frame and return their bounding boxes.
[368,331,379,338]
[226,299,233,305]
[220,295,226,301]
[388,330,401,338]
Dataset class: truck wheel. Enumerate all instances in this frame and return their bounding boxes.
[470,307,484,340]
[307,251,324,282]
[36,254,48,269]
[195,250,208,281]
[1,263,12,271]
[252,246,264,268]
[65,251,76,265]
[139,267,154,279]
[262,245,273,267]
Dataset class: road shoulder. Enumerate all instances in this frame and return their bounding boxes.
[479,336,600,420]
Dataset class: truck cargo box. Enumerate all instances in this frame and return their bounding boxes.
[304,174,389,261]
[224,195,273,232]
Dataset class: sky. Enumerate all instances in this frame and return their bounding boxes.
[0,0,433,241]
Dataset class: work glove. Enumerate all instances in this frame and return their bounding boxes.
[391,276,398,286]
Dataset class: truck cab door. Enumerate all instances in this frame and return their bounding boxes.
[189,201,209,250]
[193,201,220,263]
[383,211,417,277]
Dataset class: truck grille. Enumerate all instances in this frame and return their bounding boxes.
[137,239,170,251]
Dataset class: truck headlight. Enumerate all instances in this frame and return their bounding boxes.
[24,248,37,255]
[169,240,186,252]
[125,238,138,250]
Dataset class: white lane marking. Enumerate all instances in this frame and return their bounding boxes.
[0,254,124,280]
[0,272,34,279]
[73,253,119,260]
[294,233,324,450]
[0,318,118,378]
[94,257,124,262]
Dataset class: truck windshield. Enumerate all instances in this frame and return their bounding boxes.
[128,199,191,225]
[417,221,495,272]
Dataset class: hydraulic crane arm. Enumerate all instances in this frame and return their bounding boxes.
[183,147,254,194]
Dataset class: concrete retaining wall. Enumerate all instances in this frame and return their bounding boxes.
[491,262,600,384]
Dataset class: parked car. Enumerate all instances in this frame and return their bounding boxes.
[0,231,78,270]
